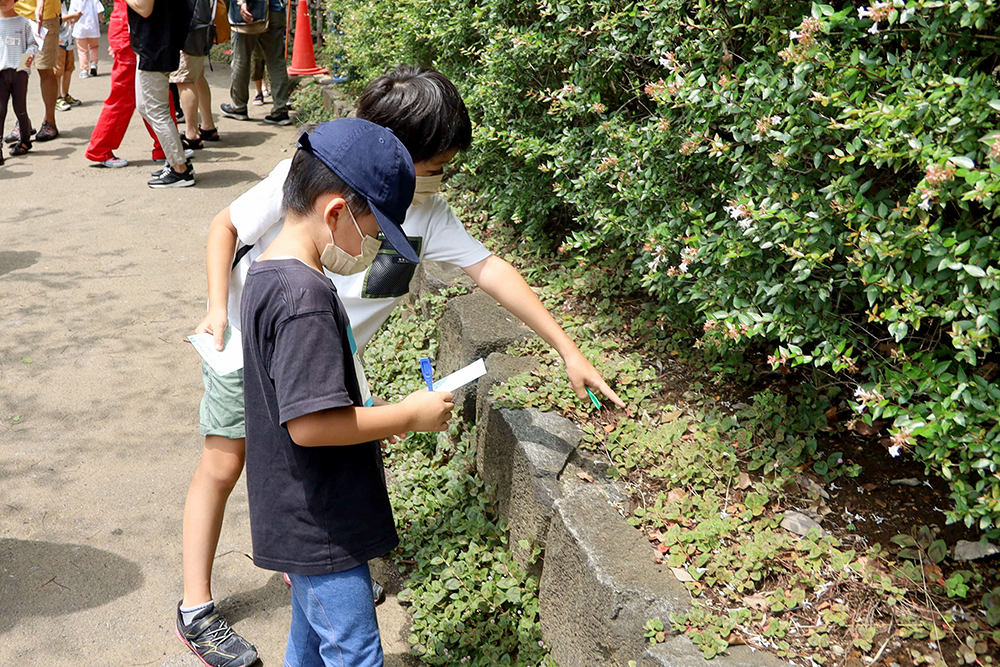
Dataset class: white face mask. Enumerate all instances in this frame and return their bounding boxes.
[411,173,443,207]
[320,204,382,275]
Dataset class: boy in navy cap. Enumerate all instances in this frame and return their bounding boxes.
[239,118,454,666]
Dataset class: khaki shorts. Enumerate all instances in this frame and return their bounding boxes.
[53,46,75,77]
[33,17,60,70]
[199,360,246,439]
[169,52,206,84]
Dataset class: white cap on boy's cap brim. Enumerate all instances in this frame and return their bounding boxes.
[296,118,419,264]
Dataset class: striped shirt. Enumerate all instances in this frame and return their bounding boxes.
[0,15,37,71]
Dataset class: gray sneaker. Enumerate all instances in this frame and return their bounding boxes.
[175,603,258,667]
[220,103,250,121]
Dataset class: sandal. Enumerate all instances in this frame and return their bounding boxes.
[181,135,204,150]
[10,141,31,156]
[198,126,219,142]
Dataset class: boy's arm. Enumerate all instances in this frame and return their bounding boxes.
[124,0,153,17]
[196,206,238,350]
[287,391,453,447]
[463,255,626,408]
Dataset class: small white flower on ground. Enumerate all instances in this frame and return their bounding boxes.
[888,445,901,457]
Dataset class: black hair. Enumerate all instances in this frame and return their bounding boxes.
[356,65,472,163]
[282,148,372,218]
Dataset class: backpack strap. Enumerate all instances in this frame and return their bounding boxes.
[232,244,254,270]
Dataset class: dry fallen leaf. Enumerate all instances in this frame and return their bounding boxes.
[667,488,687,503]
[736,472,752,490]
[742,594,768,610]
[576,471,595,483]
[670,566,695,582]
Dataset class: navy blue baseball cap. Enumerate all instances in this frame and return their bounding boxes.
[296,118,419,263]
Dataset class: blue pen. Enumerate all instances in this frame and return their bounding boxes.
[419,357,434,391]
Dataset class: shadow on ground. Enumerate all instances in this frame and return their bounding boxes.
[0,251,40,277]
[0,538,143,634]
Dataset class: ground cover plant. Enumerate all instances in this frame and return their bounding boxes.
[363,288,556,667]
[324,0,1000,539]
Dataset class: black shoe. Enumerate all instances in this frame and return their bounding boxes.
[372,578,386,606]
[90,65,97,77]
[148,164,194,188]
[199,126,220,142]
[220,103,249,121]
[263,111,292,126]
[175,603,258,667]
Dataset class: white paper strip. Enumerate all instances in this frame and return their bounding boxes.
[433,358,487,393]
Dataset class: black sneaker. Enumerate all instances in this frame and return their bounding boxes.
[263,111,292,126]
[220,103,249,121]
[148,164,195,188]
[175,603,258,667]
[152,159,193,176]
[372,578,386,606]
[90,65,97,77]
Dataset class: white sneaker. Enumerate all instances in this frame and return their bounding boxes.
[100,156,129,168]
[79,70,90,79]
[184,148,194,159]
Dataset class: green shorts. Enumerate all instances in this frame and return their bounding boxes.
[199,360,246,439]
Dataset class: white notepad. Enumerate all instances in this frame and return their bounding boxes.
[188,328,244,376]
[433,358,487,393]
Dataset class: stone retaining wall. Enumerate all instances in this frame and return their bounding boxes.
[423,262,790,667]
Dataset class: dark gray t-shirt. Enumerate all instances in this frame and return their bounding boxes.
[241,258,398,575]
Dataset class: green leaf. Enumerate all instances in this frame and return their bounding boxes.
[948,156,975,170]
[989,100,1000,112]
[963,264,987,278]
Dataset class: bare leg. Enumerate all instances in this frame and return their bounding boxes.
[181,435,246,607]
[37,68,58,125]
[177,81,199,141]
[60,51,73,97]
[195,73,215,132]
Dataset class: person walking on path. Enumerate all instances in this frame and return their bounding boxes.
[219,0,291,126]
[53,1,81,111]
[5,0,61,144]
[68,0,101,78]
[0,0,37,164]
[126,0,194,187]
[171,0,218,151]
[84,0,164,168]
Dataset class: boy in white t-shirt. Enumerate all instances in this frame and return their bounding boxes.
[175,65,625,666]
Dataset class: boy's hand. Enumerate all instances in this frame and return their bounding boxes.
[25,55,34,67]
[195,307,228,351]
[564,353,626,409]
[401,390,454,432]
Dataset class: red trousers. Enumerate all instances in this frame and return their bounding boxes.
[85,46,167,162]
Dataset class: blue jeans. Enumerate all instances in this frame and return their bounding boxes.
[284,563,383,667]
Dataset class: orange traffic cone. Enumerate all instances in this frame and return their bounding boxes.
[287,0,328,76]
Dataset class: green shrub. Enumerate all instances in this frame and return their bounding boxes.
[325,0,1000,533]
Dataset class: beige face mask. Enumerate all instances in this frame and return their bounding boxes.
[411,174,444,207]
[320,204,382,275]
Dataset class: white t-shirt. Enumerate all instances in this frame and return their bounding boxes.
[70,0,103,39]
[227,158,492,350]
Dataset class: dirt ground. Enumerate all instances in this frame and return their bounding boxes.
[0,42,415,667]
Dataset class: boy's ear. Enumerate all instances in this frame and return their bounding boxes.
[319,195,348,229]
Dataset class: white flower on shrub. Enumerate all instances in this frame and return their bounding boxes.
[888,428,913,457]
[852,386,884,412]
[725,203,751,220]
